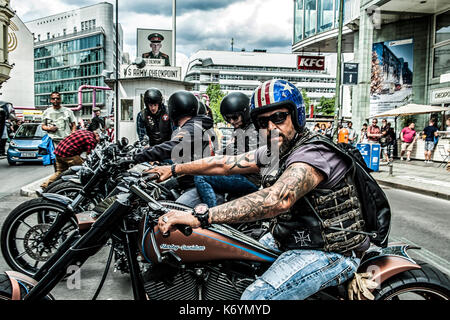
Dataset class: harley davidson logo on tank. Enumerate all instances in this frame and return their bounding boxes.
[297,55,325,71]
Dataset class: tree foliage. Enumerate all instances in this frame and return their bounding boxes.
[317,96,336,116]
[206,84,225,124]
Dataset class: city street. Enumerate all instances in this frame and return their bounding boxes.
[0,157,449,299]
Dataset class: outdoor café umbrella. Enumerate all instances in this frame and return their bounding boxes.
[371,103,449,118]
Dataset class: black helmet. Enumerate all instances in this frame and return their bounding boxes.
[197,101,207,115]
[143,88,163,107]
[168,91,198,123]
[220,92,251,126]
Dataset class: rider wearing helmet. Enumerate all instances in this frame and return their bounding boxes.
[136,88,172,145]
[193,92,261,208]
[133,90,213,165]
[148,79,371,300]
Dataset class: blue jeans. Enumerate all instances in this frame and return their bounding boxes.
[176,187,225,208]
[241,233,360,300]
[194,175,258,208]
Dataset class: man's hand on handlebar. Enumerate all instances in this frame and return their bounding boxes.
[144,165,172,182]
[158,210,200,235]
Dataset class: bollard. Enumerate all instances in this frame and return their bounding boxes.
[388,162,393,176]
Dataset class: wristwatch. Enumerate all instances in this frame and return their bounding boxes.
[171,164,178,177]
[193,203,211,229]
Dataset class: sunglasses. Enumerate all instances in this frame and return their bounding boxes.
[256,111,290,129]
[224,113,241,122]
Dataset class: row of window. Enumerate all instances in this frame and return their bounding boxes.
[191,64,323,73]
[433,10,450,78]
[35,63,104,82]
[185,73,335,84]
[35,90,105,107]
[34,34,104,59]
[294,0,340,42]
[35,77,104,95]
[209,84,336,93]
[81,19,96,31]
[35,49,103,71]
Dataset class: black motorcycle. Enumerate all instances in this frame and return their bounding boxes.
[0,175,448,301]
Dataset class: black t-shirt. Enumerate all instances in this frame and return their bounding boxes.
[423,126,438,141]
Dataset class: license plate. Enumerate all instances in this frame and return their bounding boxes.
[21,152,36,158]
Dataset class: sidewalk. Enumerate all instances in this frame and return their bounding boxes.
[372,160,450,200]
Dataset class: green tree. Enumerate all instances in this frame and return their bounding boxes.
[206,84,225,124]
[317,96,336,116]
[302,90,311,115]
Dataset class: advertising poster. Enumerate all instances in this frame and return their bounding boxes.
[136,28,173,66]
[370,39,414,116]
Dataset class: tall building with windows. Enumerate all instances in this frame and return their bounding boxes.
[25,2,123,119]
[292,0,450,132]
[185,50,340,107]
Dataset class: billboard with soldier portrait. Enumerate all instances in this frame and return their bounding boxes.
[137,28,173,66]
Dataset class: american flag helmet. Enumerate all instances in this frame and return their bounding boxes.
[250,79,305,131]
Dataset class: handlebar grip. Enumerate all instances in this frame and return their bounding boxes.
[161,224,192,238]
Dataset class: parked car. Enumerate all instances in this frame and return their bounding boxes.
[7,123,45,165]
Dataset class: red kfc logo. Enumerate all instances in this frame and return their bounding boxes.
[297,56,325,71]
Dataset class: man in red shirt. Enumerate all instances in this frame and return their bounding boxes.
[367,118,381,143]
[400,122,417,161]
[40,129,100,189]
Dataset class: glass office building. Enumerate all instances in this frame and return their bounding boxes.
[26,2,122,119]
[34,30,106,114]
[294,0,341,43]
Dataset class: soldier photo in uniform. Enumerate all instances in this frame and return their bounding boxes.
[142,33,171,66]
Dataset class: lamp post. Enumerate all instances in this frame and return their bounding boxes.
[332,0,344,143]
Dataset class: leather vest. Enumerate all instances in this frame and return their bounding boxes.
[142,106,172,146]
[264,130,368,254]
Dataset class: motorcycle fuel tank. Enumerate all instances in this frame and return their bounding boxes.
[140,224,279,264]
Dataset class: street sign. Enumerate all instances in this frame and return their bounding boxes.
[343,62,358,85]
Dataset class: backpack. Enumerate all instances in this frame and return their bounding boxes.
[305,136,391,248]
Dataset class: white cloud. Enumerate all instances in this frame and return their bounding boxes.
[13,0,293,62]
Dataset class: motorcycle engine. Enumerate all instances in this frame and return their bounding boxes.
[143,263,256,300]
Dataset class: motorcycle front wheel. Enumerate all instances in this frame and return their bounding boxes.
[0,198,78,277]
[374,261,450,300]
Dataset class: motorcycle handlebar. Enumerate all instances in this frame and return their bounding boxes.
[162,224,193,237]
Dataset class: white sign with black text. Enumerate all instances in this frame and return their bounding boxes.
[120,65,182,81]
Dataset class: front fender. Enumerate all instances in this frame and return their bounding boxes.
[61,174,78,181]
[41,193,73,206]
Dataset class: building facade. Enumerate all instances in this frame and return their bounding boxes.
[25,2,123,119]
[0,14,35,108]
[0,0,15,87]
[292,0,450,132]
[184,50,345,111]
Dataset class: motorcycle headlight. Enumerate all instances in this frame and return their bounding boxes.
[79,167,95,185]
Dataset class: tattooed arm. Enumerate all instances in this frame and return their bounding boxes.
[147,151,259,182]
[157,162,324,233]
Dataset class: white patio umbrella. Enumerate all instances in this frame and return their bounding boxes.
[371,104,450,118]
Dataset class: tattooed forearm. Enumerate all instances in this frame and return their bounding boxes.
[209,162,324,224]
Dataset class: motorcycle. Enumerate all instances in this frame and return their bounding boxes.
[0,175,448,301]
[0,137,156,277]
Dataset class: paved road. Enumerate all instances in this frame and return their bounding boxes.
[0,158,53,199]
[0,164,448,299]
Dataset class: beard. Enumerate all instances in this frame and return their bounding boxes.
[267,129,294,157]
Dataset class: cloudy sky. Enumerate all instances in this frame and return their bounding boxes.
[13,0,294,68]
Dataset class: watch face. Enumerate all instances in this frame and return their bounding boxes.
[195,203,209,215]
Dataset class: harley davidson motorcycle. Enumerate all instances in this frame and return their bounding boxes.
[0,174,448,301]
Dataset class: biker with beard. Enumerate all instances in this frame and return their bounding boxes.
[133,90,213,166]
[136,88,173,146]
[147,79,371,300]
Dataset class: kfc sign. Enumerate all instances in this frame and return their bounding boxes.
[297,56,325,71]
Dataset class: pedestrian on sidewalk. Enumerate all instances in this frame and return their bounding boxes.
[380,122,395,163]
[400,122,417,161]
[422,119,439,164]
[337,124,349,144]
[87,106,105,132]
[39,129,100,190]
[41,91,77,147]
[347,121,357,146]
[359,123,369,143]
[367,118,381,144]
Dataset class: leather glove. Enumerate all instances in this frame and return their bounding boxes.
[347,272,378,300]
